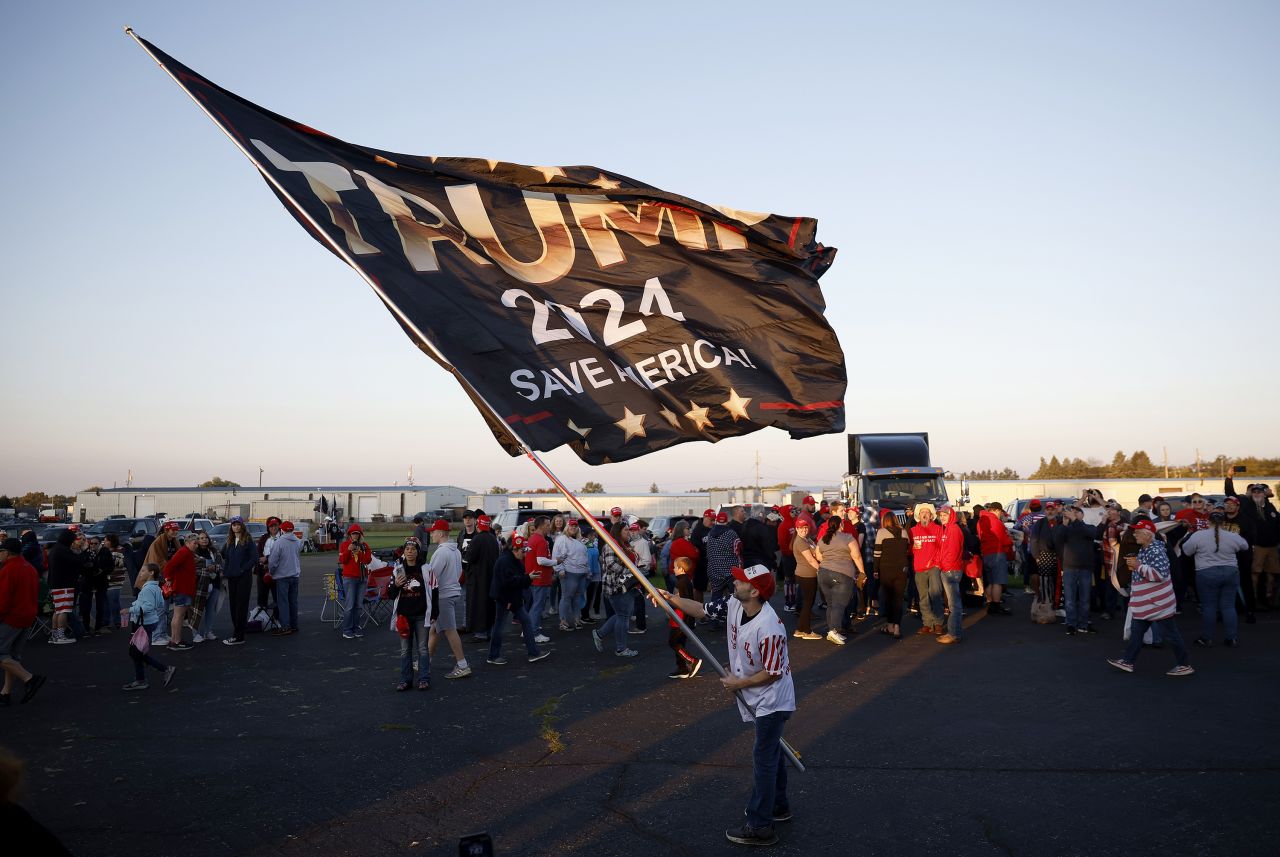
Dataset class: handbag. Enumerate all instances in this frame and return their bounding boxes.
[129,624,151,656]
[1029,596,1056,624]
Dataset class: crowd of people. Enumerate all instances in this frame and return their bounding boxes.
[2,476,1275,705]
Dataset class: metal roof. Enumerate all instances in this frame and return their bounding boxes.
[86,485,470,493]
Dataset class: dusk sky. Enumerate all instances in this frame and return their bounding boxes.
[4,1,1277,496]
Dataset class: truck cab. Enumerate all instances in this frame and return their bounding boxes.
[842,432,960,525]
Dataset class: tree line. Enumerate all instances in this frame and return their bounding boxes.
[1029,452,1280,480]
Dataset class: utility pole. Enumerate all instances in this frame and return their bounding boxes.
[126,469,133,488]
[755,450,761,503]
[1195,448,1201,485]
[259,467,264,488]
[1162,447,1168,479]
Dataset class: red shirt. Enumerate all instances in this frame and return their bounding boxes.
[937,522,965,572]
[910,522,943,571]
[525,532,552,586]
[163,545,197,597]
[339,539,372,578]
[777,515,794,557]
[0,555,39,628]
[977,509,1014,557]
[669,537,700,573]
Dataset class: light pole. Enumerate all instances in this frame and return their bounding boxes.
[259,467,264,488]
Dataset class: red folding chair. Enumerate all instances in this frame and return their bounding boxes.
[360,568,395,629]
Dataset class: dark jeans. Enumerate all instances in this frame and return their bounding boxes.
[80,581,108,631]
[880,570,906,624]
[581,581,602,620]
[745,710,791,829]
[817,569,854,634]
[631,588,647,631]
[1123,617,1188,666]
[795,577,817,633]
[130,622,168,682]
[489,600,539,660]
[399,615,429,683]
[226,574,253,641]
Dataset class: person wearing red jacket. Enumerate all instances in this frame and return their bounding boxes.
[524,516,555,645]
[935,505,966,644]
[339,524,372,640]
[977,502,1015,615]
[910,504,944,636]
[163,534,199,651]
[0,538,45,705]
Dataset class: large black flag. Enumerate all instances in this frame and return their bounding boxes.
[134,33,847,464]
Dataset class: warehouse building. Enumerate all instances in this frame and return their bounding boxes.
[74,485,471,524]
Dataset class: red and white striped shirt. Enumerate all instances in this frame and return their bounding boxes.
[727,598,796,722]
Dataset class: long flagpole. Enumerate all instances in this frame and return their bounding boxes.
[127,27,802,770]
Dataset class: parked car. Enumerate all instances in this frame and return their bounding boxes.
[208,521,268,550]
[165,517,217,534]
[647,515,703,545]
[491,508,565,537]
[83,517,160,550]
[0,521,46,541]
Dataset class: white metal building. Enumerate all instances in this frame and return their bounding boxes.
[75,485,472,524]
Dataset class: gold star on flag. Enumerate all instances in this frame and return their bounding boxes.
[590,173,622,190]
[659,406,681,428]
[486,159,500,171]
[615,407,647,442]
[567,419,592,439]
[532,166,566,183]
[722,388,752,421]
[685,401,713,432]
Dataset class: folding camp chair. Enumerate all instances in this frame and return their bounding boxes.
[359,569,395,629]
[320,572,343,627]
[29,581,54,640]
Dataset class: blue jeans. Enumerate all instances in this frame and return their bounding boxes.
[1123,617,1187,666]
[816,569,854,634]
[131,622,168,682]
[275,577,300,630]
[558,574,586,623]
[1197,565,1239,641]
[596,592,633,652]
[1063,568,1092,630]
[745,710,791,829]
[940,570,964,638]
[914,568,943,628]
[198,583,223,637]
[399,615,429,683]
[489,600,540,660]
[340,575,364,635]
[107,587,122,628]
[529,585,552,635]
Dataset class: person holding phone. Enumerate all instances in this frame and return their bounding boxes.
[388,537,431,691]
[338,524,372,640]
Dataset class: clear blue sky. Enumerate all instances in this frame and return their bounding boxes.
[4,1,1277,496]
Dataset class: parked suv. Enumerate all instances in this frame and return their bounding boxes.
[647,515,703,545]
[83,517,160,550]
[491,509,564,536]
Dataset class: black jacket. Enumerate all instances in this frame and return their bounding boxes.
[47,540,81,589]
[1226,477,1280,547]
[489,551,530,607]
[742,518,775,569]
[465,530,500,581]
[1052,521,1099,569]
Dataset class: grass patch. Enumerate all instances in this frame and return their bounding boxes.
[378,723,415,732]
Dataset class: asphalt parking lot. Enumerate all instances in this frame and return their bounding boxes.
[5,552,1279,857]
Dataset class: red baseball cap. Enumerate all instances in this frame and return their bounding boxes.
[1130,518,1157,534]
[732,564,776,600]
[477,514,492,529]
[715,511,728,524]
[510,534,526,549]
[610,506,622,516]
[1029,499,1042,511]
[162,521,181,532]
[429,519,450,532]
[628,523,640,531]
[280,521,295,532]
[803,496,816,505]
[266,516,282,527]
[702,509,715,518]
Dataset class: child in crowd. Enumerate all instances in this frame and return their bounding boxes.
[124,564,176,691]
[666,556,702,679]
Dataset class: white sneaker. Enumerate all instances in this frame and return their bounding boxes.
[192,633,205,643]
[826,630,847,646]
[534,634,551,644]
[615,648,639,657]
[204,633,218,642]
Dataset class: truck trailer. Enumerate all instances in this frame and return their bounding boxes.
[842,432,966,523]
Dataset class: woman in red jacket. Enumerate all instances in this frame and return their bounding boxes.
[935,505,966,644]
[163,534,199,651]
[339,524,372,640]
